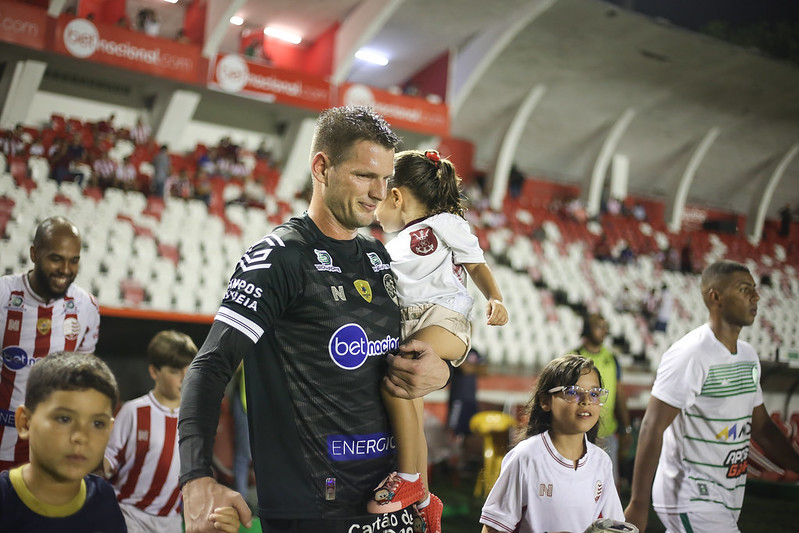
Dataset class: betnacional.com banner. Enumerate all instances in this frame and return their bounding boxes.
[54,16,203,84]
[209,54,332,112]
[339,83,449,137]
[0,0,48,50]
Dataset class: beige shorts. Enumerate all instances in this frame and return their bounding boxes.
[400,303,471,366]
[120,503,182,533]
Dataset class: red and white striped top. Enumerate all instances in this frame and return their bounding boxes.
[105,392,182,517]
[0,273,100,467]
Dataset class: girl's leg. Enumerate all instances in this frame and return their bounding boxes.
[404,326,467,494]
[381,387,419,477]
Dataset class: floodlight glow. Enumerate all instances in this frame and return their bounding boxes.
[263,27,302,44]
[230,16,243,26]
[355,49,388,66]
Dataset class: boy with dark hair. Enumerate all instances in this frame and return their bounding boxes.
[104,331,201,533]
[0,352,125,531]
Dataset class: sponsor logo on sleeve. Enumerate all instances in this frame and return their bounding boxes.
[328,323,399,370]
[366,252,391,272]
[63,317,80,341]
[383,274,398,305]
[409,228,437,256]
[224,279,262,311]
[314,249,341,273]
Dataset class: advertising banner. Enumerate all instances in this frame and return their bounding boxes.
[53,16,202,84]
[209,54,332,112]
[339,83,449,136]
[0,1,48,50]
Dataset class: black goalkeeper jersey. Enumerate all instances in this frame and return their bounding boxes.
[215,214,401,519]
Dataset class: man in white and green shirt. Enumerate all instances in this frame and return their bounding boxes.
[625,260,799,532]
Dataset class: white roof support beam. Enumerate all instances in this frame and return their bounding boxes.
[276,117,317,199]
[202,0,247,59]
[665,127,720,232]
[331,0,404,86]
[154,90,201,147]
[489,84,547,211]
[449,0,554,119]
[584,108,635,218]
[0,60,46,130]
[745,143,799,243]
[47,0,67,17]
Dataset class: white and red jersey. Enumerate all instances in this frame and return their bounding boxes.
[385,212,485,318]
[0,273,100,466]
[480,431,623,533]
[105,391,182,517]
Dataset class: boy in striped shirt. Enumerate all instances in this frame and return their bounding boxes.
[104,330,197,533]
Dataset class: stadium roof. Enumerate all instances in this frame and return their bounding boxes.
[217,0,799,221]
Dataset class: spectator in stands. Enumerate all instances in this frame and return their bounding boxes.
[104,331,197,532]
[631,202,647,222]
[115,155,137,191]
[680,239,695,274]
[92,150,117,190]
[573,313,632,487]
[130,117,152,146]
[652,283,673,333]
[164,169,193,200]
[614,286,636,314]
[176,29,192,44]
[641,287,659,328]
[254,140,271,162]
[508,163,525,199]
[151,144,170,197]
[48,138,72,184]
[70,152,93,188]
[779,203,792,237]
[618,240,636,265]
[0,128,25,157]
[593,234,613,262]
[193,169,212,206]
[0,217,100,472]
[625,260,799,532]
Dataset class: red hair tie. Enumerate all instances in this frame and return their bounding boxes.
[424,150,440,168]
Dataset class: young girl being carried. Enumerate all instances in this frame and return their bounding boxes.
[369,149,508,533]
[480,355,625,533]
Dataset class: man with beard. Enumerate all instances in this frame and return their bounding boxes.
[0,216,100,471]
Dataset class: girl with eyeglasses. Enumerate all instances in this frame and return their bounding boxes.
[480,355,625,533]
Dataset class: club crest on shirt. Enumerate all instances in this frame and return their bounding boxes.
[63,317,80,341]
[354,280,372,303]
[65,300,76,311]
[36,318,51,336]
[366,252,391,272]
[594,480,603,502]
[409,228,437,256]
[314,249,342,273]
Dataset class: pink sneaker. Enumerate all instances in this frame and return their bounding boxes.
[366,472,425,513]
[414,493,442,533]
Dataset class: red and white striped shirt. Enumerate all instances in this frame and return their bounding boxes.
[105,392,182,517]
[0,273,100,467]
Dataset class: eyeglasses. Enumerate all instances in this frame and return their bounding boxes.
[548,385,609,405]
